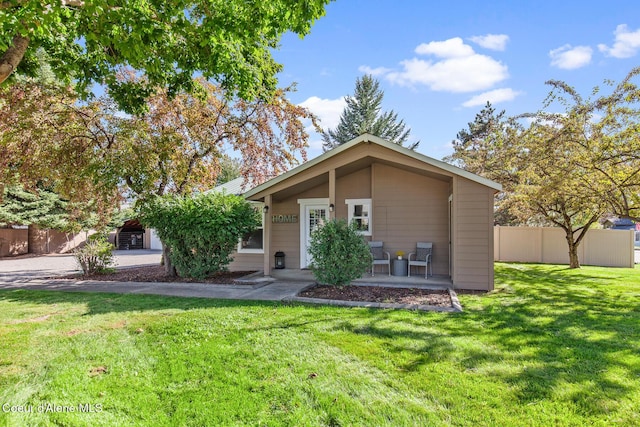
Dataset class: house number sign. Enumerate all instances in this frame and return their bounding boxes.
[272,214,298,223]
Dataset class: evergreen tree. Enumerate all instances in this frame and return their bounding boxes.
[322,75,418,151]
[446,102,507,175]
[0,185,69,229]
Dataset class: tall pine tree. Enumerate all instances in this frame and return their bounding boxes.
[321,74,418,151]
[446,102,507,175]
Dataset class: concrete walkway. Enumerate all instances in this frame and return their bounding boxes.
[0,277,313,301]
[0,250,313,301]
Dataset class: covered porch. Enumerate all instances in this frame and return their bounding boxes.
[247,142,456,278]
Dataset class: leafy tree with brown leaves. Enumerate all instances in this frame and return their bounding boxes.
[113,77,316,275]
[1,76,315,198]
[510,119,604,268]
[0,73,121,228]
[111,77,315,199]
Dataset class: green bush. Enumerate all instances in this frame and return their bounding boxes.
[75,234,116,275]
[137,192,260,279]
[308,218,372,286]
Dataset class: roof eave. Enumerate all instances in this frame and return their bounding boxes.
[243,133,502,198]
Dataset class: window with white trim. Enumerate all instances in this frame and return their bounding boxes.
[345,198,372,236]
[238,202,264,253]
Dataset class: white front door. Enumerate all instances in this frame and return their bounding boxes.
[299,199,329,268]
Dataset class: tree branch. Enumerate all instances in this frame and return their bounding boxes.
[0,34,29,84]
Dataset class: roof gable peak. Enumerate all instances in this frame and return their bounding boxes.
[243,133,502,198]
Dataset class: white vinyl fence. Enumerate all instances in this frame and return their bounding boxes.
[494,226,635,268]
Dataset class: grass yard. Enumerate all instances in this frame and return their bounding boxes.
[1,263,639,426]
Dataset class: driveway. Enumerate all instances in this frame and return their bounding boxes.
[0,250,163,281]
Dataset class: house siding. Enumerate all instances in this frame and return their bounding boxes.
[372,163,450,276]
[228,253,263,272]
[271,197,303,270]
[335,167,371,220]
[453,177,495,290]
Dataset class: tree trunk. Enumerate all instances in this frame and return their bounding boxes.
[565,231,581,269]
[0,34,29,84]
[161,242,177,277]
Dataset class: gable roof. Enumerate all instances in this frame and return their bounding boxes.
[603,217,636,230]
[243,134,502,199]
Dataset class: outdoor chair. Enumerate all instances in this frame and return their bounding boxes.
[369,241,390,276]
[408,242,433,278]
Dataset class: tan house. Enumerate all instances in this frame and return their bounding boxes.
[226,134,501,291]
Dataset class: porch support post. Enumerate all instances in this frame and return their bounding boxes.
[263,194,272,277]
[329,168,336,220]
[371,163,376,239]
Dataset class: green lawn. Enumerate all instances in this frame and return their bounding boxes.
[1,264,639,426]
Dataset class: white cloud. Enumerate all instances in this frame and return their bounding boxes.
[379,37,508,93]
[549,44,593,69]
[358,65,392,76]
[598,24,640,58]
[415,37,475,58]
[469,34,509,51]
[298,96,346,130]
[462,88,522,107]
[387,56,508,93]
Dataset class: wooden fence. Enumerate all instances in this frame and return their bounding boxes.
[0,227,92,257]
[494,226,635,268]
[0,228,28,257]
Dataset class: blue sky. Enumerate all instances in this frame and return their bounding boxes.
[271,0,640,160]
